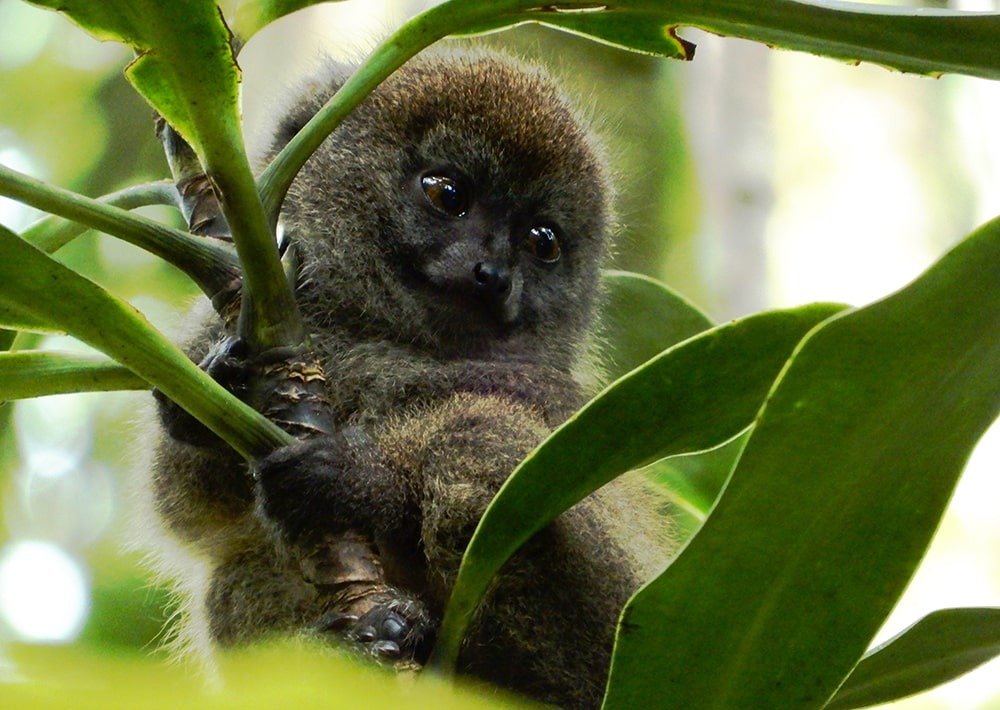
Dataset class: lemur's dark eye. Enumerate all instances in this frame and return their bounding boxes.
[421,174,470,217]
[523,224,562,263]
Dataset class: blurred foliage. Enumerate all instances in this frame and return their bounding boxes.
[3,639,532,709]
[0,0,199,654]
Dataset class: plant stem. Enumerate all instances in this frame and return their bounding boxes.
[0,164,239,298]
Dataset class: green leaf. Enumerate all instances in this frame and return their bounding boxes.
[0,224,289,460]
[456,8,693,59]
[228,0,347,45]
[24,1,239,160]
[0,352,146,401]
[826,607,1000,710]
[536,10,695,58]
[263,0,1000,246]
[597,269,714,382]
[604,216,1000,709]
[647,431,749,521]
[0,304,63,335]
[0,330,15,352]
[431,301,846,672]
[437,1,1000,79]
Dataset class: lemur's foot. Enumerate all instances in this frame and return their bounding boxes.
[315,585,435,666]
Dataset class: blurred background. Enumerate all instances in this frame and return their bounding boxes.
[1,0,998,707]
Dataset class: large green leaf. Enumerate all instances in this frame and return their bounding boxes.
[647,432,749,522]
[0,352,146,402]
[827,607,1000,710]
[431,301,846,671]
[604,216,1000,709]
[597,270,714,383]
[0,225,288,460]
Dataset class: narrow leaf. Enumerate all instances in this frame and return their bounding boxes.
[826,607,1000,710]
[605,217,1000,709]
[444,2,1000,78]
[0,351,146,401]
[536,11,695,58]
[0,302,62,335]
[456,9,692,59]
[0,225,289,459]
[431,302,846,672]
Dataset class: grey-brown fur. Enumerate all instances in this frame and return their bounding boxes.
[142,48,671,709]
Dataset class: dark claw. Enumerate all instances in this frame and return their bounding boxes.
[372,640,401,659]
[201,336,251,400]
[314,612,358,633]
[353,625,377,643]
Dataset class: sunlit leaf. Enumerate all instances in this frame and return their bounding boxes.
[646,432,749,521]
[605,217,1000,709]
[432,302,845,671]
[827,607,1000,710]
[0,304,62,335]
[456,8,692,59]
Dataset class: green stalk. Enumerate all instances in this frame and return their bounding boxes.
[0,351,146,401]
[0,224,290,459]
[0,164,239,298]
[22,180,179,253]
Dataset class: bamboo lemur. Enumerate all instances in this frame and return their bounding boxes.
[142,47,671,709]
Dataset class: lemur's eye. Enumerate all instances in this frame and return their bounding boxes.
[523,224,562,263]
[421,174,470,217]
